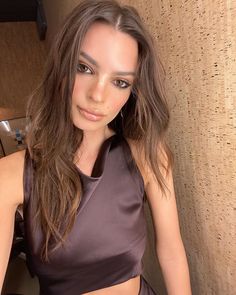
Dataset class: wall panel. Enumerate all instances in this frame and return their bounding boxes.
[0,22,46,113]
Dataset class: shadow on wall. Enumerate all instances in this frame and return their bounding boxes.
[2,257,39,295]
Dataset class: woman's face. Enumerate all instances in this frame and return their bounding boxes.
[71,22,138,133]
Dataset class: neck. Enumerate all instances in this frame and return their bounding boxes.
[75,127,115,163]
[83,127,113,148]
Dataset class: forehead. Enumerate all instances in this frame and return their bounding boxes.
[80,22,138,72]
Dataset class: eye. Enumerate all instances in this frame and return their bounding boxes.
[114,79,131,89]
[77,63,92,74]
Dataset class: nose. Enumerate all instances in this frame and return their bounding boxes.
[88,77,106,103]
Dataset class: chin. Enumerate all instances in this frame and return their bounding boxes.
[71,118,106,133]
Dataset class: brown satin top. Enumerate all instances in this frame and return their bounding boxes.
[23,134,147,295]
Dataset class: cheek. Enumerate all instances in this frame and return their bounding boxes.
[72,75,90,101]
[72,77,81,100]
[108,94,130,114]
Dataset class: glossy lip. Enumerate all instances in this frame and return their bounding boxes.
[77,106,105,122]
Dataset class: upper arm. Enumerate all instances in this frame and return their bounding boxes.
[127,140,183,260]
[145,163,183,258]
[0,149,25,208]
[0,150,25,290]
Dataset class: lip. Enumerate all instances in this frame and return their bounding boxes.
[77,106,105,121]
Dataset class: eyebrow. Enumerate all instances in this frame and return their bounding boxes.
[80,51,136,76]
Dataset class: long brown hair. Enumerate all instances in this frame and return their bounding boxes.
[26,0,173,262]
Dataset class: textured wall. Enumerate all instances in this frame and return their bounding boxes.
[42,0,80,43]
[0,22,46,113]
[33,0,236,294]
[117,1,235,294]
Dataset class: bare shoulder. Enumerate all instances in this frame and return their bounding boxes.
[125,138,171,188]
[0,149,26,207]
[125,138,149,187]
[126,139,181,251]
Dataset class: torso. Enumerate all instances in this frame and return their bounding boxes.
[82,275,140,295]
[11,135,146,295]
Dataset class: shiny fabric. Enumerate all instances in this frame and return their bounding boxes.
[23,134,157,294]
[139,275,156,295]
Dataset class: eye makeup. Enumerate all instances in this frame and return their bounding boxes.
[77,59,133,89]
[77,62,93,74]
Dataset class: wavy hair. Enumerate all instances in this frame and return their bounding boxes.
[26,0,173,261]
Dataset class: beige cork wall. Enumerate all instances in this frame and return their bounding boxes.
[1,0,235,294]
[116,1,236,294]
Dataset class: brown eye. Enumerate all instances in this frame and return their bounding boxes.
[114,79,130,89]
[77,63,92,74]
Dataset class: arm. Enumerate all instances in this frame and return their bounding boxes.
[144,149,192,295]
[0,151,25,292]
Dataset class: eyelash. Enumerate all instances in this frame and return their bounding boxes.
[114,80,131,89]
[77,63,92,74]
[76,62,131,89]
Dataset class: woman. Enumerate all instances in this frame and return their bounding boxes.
[0,0,192,294]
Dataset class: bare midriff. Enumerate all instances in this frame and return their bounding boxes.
[82,275,141,295]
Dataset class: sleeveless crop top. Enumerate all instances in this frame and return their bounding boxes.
[23,134,147,295]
